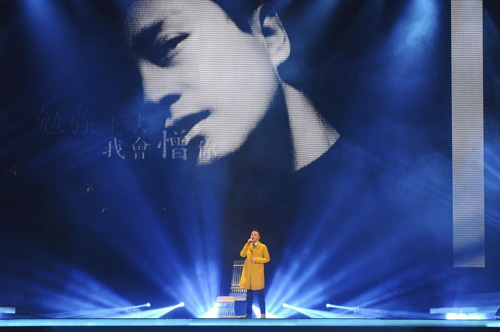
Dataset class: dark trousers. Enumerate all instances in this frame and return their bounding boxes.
[246,289,265,316]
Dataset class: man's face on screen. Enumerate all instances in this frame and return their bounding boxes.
[129,0,280,164]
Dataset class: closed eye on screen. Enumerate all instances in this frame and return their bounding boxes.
[151,33,189,67]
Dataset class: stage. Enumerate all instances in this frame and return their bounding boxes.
[0,319,499,331]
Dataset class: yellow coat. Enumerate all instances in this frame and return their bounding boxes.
[239,242,270,290]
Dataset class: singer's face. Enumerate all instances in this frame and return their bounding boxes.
[251,231,260,242]
[129,0,279,164]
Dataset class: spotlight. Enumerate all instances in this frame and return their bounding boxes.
[326,303,360,312]
[281,303,337,318]
[445,312,486,320]
[200,303,218,318]
[0,307,15,314]
[115,302,185,318]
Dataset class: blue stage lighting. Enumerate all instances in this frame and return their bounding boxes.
[268,227,450,318]
[0,307,15,315]
[326,303,360,312]
[446,312,487,320]
[200,303,219,318]
[485,147,500,230]
[115,302,185,319]
[1,261,135,318]
[80,165,222,318]
[53,303,152,319]
[281,303,341,319]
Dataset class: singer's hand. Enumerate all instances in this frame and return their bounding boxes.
[251,258,256,264]
[247,239,252,244]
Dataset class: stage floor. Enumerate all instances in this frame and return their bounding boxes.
[1,318,500,331]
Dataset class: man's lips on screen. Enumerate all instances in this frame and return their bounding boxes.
[164,110,210,145]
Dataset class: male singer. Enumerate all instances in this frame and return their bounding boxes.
[239,229,270,318]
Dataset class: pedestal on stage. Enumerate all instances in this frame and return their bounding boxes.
[217,260,247,318]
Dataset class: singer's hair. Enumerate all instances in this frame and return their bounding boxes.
[252,228,261,237]
[213,0,275,34]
